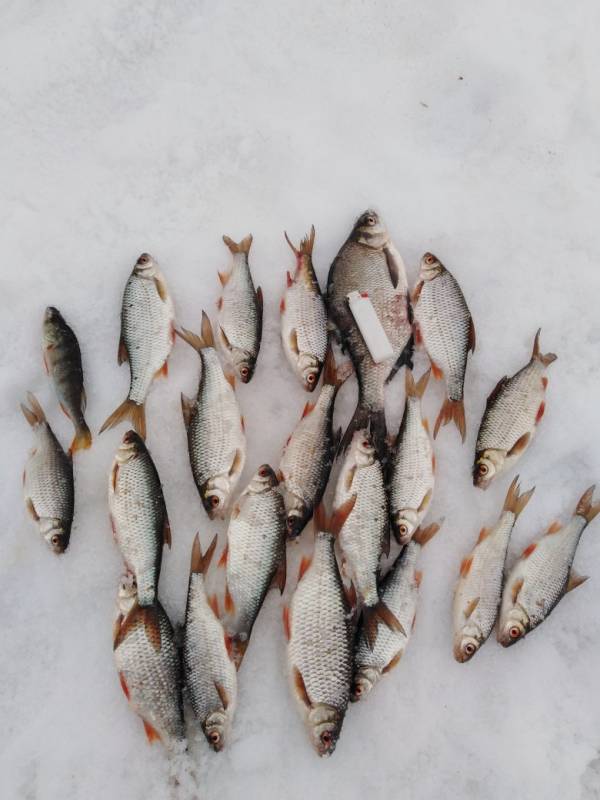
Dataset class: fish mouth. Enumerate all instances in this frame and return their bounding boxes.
[256,464,278,486]
[44,306,60,321]
[136,253,152,266]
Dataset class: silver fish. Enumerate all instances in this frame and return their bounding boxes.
[221,465,286,668]
[412,253,475,442]
[285,499,356,757]
[42,306,92,453]
[474,330,556,489]
[498,486,600,646]
[334,427,401,645]
[108,430,170,607]
[388,369,434,545]
[326,210,412,455]
[351,522,440,702]
[279,349,347,539]
[178,311,246,519]
[280,226,328,391]
[453,477,534,662]
[100,253,175,440]
[21,393,74,554]
[113,575,185,750]
[183,534,237,751]
[217,235,262,382]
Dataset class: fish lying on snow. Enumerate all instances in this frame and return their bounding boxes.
[334,427,402,646]
[412,252,475,442]
[280,226,328,391]
[217,234,262,383]
[279,349,349,539]
[474,330,556,489]
[388,369,434,545]
[114,575,185,749]
[327,210,412,455]
[220,464,286,668]
[498,486,600,647]
[178,311,246,519]
[108,430,170,607]
[100,253,175,440]
[285,498,356,757]
[453,477,534,662]
[21,393,74,554]
[351,522,440,702]
[42,306,92,453]
[183,534,237,751]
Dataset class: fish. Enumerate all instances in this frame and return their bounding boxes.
[108,430,170,607]
[326,210,412,455]
[183,534,237,751]
[498,486,600,647]
[285,498,356,757]
[388,369,434,545]
[220,464,286,668]
[216,234,263,382]
[351,521,440,702]
[453,477,534,662]
[100,253,175,440]
[21,393,74,554]
[280,226,328,391]
[42,306,92,453]
[279,348,348,539]
[412,252,475,442]
[177,311,246,519]
[113,575,185,750]
[334,427,401,646]
[474,330,556,489]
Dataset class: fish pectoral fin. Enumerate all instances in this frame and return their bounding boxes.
[229,449,243,477]
[468,317,476,353]
[289,328,299,355]
[464,596,480,619]
[153,276,168,302]
[383,244,401,288]
[142,719,161,744]
[507,432,531,458]
[418,488,432,514]
[117,336,129,365]
[25,497,39,521]
[411,281,424,304]
[271,554,287,595]
[293,667,312,709]
[382,651,403,674]
[214,682,230,710]
[180,393,195,428]
[113,614,124,649]
[566,570,589,594]
[163,517,172,549]
[344,465,356,491]
[219,325,232,351]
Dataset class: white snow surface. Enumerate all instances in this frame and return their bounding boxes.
[2,2,600,799]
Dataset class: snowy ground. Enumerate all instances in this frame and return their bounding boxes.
[2,2,600,798]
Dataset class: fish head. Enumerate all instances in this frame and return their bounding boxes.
[248,464,279,494]
[115,429,145,464]
[203,709,229,752]
[351,210,389,249]
[392,509,419,545]
[297,352,322,392]
[349,429,376,468]
[40,518,69,554]
[453,623,484,663]
[230,349,257,384]
[420,252,444,280]
[133,252,159,276]
[498,607,529,647]
[472,450,502,489]
[285,509,306,540]
[42,306,66,344]
[350,666,379,702]
[307,704,344,757]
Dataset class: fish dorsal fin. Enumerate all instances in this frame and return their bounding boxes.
[531,328,557,367]
[487,376,508,405]
[180,394,195,431]
[575,485,600,523]
[218,270,230,286]
[229,449,243,477]
[272,555,286,595]
[200,311,214,348]
[344,464,356,491]
[464,596,480,618]
[163,517,171,549]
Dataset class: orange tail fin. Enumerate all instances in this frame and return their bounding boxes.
[576,485,600,523]
[434,397,466,442]
[70,423,92,454]
[100,400,146,439]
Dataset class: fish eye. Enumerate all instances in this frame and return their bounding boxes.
[509,626,521,639]
[464,642,476,655]
[399,523,408,536]
[362,440,370,448]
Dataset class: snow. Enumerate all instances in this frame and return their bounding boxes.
[2,1,600,798]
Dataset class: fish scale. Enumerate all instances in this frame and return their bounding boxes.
[114,589,185,748]
[109,431,169,608]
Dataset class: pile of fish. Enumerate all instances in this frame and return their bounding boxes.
[20,210,599,759]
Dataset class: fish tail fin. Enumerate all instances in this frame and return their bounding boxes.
[190,533,218,575]
[363,601,406,650]
[223,234,253,254]
[314,495,357,537]
[385,332,415,385]
[434,397,466,442]
[100,399,146,439]
[532,328,557,367]
[176,310,214,352]
[21,392,46,427]
[504,475,535,519]
[405,367,430,399]
[70,422,92,454]
[229,635,249,670]
[341,404,387,457]
[284,225,315,257]
[576,485,600,523]
[412,520,442,548]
